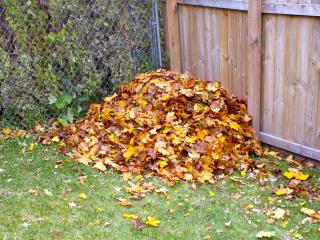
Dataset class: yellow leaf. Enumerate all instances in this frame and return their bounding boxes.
[122,172,131,181]
[108,134,117,143]
[292,232,302,239]
[104,93,117,102]
[117,198,132,206]
[93,162,106,171]
[283,171,309,181]
[283,171,295,179]
[28,143,34,151]
[52,136,60,143]
[145,217,160,227]
[294,173,309,181]
[229,122,241,132]
[275,188,293,196]
[79,193,87,200]
[246,203,254,209]
[159,160,168,168]
[256,231,276,238]
[300,207,315,216]
[200,171,213,181]
[2,128,11,135]
[122,213,138,220]
[280,221,288,228]
[123,146,136,161]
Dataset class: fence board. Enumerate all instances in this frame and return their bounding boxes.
[247,0,261,134]
[166,0,182,71]
[162,0,320,160]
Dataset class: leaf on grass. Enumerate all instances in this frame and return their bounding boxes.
[28,143,35,151]
[123,213,138,220]
[145,217,160,227]
[275,188,293,196]
[134,218,144,230]
[301,207,320,220]
[79,193,87,200]
[272,208,285,220]
[256,231,276,238]
[2,128,11,135]
[283,171,309,181]
[93,162,106,171]
[52,136,60,143]
[117,198,132,206]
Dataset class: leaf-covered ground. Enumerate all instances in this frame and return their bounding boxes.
[0,137,319,239]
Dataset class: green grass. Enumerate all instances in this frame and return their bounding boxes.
[0,137,319,240]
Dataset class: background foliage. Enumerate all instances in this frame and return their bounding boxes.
[0,0,156,128]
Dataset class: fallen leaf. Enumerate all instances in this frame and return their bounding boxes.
[272,208,285,220]
[28,143,35,151]
[52,136,60,143]
[133,218,144,229]
[93,162,106,171]
[275,188,293,196]
[122,213,138,220]
[117,198,132,206]
[145,217,160,227]
[2,128,11,135]
[256,231,276,238]
[79,193,87,200]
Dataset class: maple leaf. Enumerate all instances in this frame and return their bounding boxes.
[272,208,286,220]
[122,213,138,220]
[145,217,160,227]
[79,193,87,200]
[123,146,136,161]
[117,198,132,206]
[93,162,106,171]
[2,128,11,135]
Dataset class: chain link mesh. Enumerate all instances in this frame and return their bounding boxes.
[0,0,163,128]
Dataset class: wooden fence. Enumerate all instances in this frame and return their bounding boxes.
[162,0,320,160]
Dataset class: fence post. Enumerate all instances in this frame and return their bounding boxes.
[165,0,182,72]
[248,0,262,137]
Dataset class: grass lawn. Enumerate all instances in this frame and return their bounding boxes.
[0,136,319,240]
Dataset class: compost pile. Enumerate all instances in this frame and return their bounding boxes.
[41,69,262,183]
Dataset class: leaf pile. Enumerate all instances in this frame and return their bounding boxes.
[41,69,262,183]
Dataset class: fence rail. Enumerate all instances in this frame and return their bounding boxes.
[163,0,320,161]
[178,0,320,17]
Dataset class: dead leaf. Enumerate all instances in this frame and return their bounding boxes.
[122,213,138,220]
[145,217,160,227]
[117,198,132,206]
[256,231,276,238]
[272,208,285,220]
[79,193,87,200]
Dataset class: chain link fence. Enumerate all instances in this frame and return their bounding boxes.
[0,0,164,129]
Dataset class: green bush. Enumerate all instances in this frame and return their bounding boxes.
[0,0,154,128]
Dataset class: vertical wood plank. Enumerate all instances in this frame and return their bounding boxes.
[261,14,275,134]
[248,0,262,135]
[166,0,182,72]
[273,16,286,138]
[305,18,320,147]
[219,10,229,89]
[212,9,220,82]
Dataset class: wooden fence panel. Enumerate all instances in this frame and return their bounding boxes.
[260,15,320,151]
[178,5,248,100]
[162,0,320,160]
